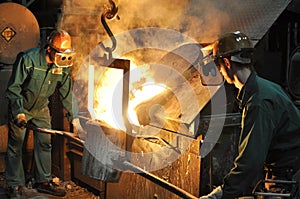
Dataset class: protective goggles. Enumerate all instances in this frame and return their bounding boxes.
[50,45,75,68]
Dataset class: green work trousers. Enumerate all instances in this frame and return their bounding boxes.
[5,106,52,187]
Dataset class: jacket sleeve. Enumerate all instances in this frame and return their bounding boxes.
[58,69,79,122]
[6,52,29,117]
[221,101,275,199]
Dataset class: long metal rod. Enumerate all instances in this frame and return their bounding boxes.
[25,122,84,143]
[254,192,290,197]
[118,160,198,199]
[148,124,196,139]
[264,179,297,184]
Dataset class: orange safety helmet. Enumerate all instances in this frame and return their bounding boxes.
[213,31,254,64]
[47,29,75,67]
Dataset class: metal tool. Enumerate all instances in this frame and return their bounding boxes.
[20,122,83,143]
[98,0,119,62]
[23,122,63,135]
[113,159,198,199]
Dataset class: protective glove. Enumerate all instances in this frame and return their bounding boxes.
[14,113,27,129]
[71,118,87,140]
[200,186,223,199]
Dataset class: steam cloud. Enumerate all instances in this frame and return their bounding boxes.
[107,0,229,43]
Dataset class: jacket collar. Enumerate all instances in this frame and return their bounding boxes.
[237,72,257,109]
[40,48,49,67]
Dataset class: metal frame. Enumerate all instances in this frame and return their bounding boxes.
[253,179,297,198]
[88,58,132,156]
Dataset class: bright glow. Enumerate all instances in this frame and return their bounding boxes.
[93,61,167,130]
[88,65,96,119]
[128,82,167,126]
[94,68,125,130]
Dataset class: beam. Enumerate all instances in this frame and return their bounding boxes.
[115,159,198,199]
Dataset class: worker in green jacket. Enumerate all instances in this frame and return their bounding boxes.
[200,31,300,199]
[5,29,85,197]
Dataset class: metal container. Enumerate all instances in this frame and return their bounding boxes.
[0,2,40,65]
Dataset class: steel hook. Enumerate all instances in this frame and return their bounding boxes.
[100,0,119,53]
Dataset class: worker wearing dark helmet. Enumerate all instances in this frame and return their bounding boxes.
[5,29,85,197]
[200,31,300,199]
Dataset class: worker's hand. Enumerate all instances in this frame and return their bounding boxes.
[14,113,27,129]
[200,186,223,199]
[71,118,87,140]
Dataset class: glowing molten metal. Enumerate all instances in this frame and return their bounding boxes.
[93,60,167,130]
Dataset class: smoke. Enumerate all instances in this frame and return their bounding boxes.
[60,0,233,43]
[66,0,231,108]
[109,0,229,43]
[116,0,188,29]
[65,0,286,97]
[60,1,266,70]
[61,0,291,48]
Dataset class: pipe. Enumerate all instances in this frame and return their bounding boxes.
[115,159,198,199]
[254,192,290,197]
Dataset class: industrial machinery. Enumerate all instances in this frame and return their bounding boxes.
[0,2,40,124]
[0,2,40,174]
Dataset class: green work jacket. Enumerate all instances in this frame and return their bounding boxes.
[222,72,300,199]
[6,48,78,122]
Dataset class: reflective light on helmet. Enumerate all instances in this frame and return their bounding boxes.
[48,29,75,67]
[213,31,254,65]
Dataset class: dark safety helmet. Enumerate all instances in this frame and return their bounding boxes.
[47,29,75,67]
[213,31,254,65]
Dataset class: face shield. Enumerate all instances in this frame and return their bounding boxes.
[202,53,218,76]
[50,45,75,68]
[198,52,224,86]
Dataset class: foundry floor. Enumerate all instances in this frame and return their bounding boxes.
[0,173,100,199]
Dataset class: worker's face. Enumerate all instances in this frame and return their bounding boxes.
[216,58,235,84]
[48,46,75,67]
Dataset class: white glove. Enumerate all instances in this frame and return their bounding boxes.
[71,118,87,140]
[15,113,27,129]
[200,186,223,199]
